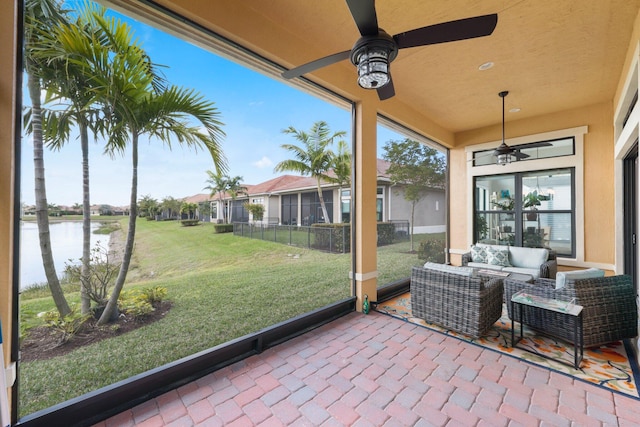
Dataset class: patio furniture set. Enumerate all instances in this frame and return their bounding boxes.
[410,244,638,365]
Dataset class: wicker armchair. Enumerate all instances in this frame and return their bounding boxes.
[504,275,638,348]
[410,266,504,338]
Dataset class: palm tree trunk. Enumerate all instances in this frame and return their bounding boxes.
[316,179,330,224]
[98,133,139,325]
[80,120,91,315]
[28,73,71,317]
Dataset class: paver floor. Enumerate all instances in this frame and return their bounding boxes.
[95,311,640,426]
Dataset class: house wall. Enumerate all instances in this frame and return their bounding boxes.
[450,102,615,269]
[387,188,446,233]
[613,7,640,360]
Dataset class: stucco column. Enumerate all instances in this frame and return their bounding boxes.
[0,0,18,416]
[353,101,378,310]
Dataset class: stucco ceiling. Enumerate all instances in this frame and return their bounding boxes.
[120,0,640,138]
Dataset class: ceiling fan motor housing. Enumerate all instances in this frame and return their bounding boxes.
[350,31,398,89]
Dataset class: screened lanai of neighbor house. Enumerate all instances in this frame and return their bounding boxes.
[2,0,640,425]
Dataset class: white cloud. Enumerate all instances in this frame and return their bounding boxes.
[253,156,272,169]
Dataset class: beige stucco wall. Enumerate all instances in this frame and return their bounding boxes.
[450,102,615,267]
[0,0,17,404]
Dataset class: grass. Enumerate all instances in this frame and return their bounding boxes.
[18,219,435,416]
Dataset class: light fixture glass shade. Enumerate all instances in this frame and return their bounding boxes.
[356,47,390,89]
[497,153,511,165]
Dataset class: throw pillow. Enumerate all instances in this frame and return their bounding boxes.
[470,245,488,263]
[555,268,605,289]
[486,246,511,267]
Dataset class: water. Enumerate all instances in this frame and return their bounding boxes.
[20,221,111,290]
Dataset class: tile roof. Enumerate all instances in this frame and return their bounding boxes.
[182,158,394,200]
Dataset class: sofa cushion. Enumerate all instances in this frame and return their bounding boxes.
[508,246,548,269]
[486,246,511,267]
[555,268,605,289]
[467,262,503,271]
[423,262,477,277]
[470,245,488,263]
[502,266,539,279]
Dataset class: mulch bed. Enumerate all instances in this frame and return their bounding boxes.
[20,301,173,362]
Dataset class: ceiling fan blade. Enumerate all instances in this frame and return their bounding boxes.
[394,14,498,49]
[512,141,553,150]
[377,76,395,100]
[513,152,530,159]
[282,50,351,79]
[345,0,379,36]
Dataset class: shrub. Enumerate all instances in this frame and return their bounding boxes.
[39,305,90,344]
[118,287,168,320]
[180,219,200,227]
[214,224,234,233]
[417,239,446,263]
[377,222,396,246]
[64,242,120,307]
[141,286,167,305]
[311,223,350,253]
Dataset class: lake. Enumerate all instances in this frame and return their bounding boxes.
[20,221,111,290]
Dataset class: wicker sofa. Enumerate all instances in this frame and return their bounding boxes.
[461,244,557,279]
[410,263,504,338]
[504,274,638,348]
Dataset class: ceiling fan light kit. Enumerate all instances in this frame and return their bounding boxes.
[351,32,398,89]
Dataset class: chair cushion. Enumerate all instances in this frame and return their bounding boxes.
[486,246,511,267]
[470,245,488,263]
[423,262,477,277]
[508,246,548,269]
[555,268,605,289]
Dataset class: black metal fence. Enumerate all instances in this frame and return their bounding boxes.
[233,221,410,254]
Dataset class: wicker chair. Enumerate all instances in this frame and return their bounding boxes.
[504,275,638,348]
[410,266,504,338]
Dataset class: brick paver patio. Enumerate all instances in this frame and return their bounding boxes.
[95,311,640,426]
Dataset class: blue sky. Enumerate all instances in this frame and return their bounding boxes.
[20,3,405,207]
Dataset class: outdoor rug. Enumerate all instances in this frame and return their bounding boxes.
[375,292,640,400]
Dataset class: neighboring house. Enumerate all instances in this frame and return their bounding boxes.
[200,159,446,234]
[180,193,213,221]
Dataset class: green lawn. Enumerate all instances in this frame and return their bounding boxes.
[18,219,432,415]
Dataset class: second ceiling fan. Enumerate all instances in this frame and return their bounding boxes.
[282,0,498,100]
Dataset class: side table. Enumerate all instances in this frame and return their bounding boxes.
[510,290,584,369]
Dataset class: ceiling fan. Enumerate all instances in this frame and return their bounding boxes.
[491,91,552,165]
[281,0,498,100]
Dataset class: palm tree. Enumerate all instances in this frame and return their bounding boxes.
[37,4,114,314]
[204,170,229,223]
[97,86,227,325]
[225,176,247,223]
[203,172,246,223]
[326,138,351,222]
[138,195,159,219]
[23,0,72,316]
[160,196,182,220]
[275,121,346,224]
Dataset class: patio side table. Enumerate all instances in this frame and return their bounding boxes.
[510,290,584,369]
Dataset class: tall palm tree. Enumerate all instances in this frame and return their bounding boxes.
[36,4,114,314]
[98,85,227,324]
[204,170,229,223]
[326,139,351,221]
[275,121,346,224]
[23,0,71,316]
[224,176,247,223]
